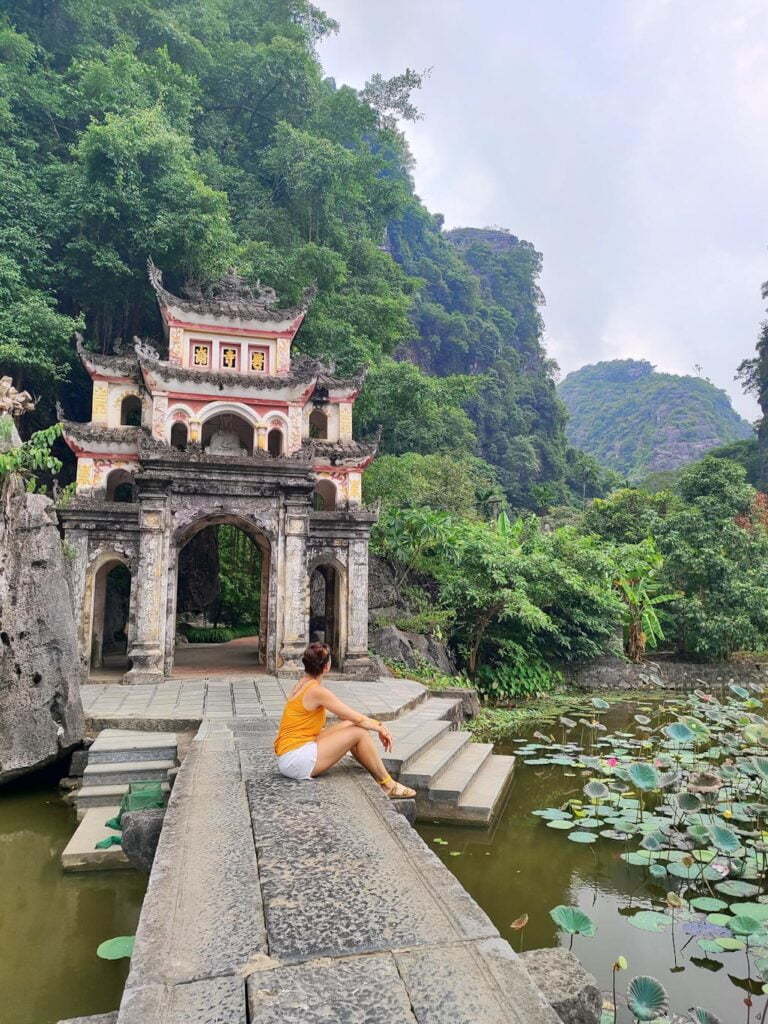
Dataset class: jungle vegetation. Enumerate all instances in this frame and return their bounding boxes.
[4,0,768,697]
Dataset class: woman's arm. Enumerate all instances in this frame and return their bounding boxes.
[309,685,393,750]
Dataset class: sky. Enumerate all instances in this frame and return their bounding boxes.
[318,0,768,419]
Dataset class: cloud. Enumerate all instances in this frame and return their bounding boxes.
[319,0,767,419]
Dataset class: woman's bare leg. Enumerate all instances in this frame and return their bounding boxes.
[312,725,387,777]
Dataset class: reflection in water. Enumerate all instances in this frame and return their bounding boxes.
[0,769,146,1024]
[418,703,748,1024]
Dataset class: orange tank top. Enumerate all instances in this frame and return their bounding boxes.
[274,679,327,756]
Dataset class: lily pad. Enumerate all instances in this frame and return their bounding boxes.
[690,897,727,913]
[715,880,760,898]
[97,935,135,960]
[547,819,575,830]
[714,935,746,951]
[568,831,598,844]
[627,911,671,933]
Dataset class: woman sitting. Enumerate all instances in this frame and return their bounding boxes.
[274,642,416,799]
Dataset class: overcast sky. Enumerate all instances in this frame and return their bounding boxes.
[318,0,768,419]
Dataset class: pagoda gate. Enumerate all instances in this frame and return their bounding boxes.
[59,262,377,683]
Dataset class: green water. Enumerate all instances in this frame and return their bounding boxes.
[0,769,146,1024]
[418,702,756,1024]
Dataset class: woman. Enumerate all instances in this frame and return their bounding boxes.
[274,642,416,798]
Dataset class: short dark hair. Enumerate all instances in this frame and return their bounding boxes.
[302,642,330,676]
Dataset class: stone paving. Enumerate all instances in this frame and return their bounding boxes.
[81,676,425,725]
[114,720,560,1024]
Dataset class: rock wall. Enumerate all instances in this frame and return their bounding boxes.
[566,653,768,692]
[0,474,85,783]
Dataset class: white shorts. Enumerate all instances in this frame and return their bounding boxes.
[277,741,318,781]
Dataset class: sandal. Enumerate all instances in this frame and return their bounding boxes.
[378,774,416,799]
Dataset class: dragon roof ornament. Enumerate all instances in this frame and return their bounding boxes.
[147,258,316,323]
[75,333,140,379]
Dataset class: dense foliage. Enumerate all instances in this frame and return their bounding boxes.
[559,359,752,480]
[0,0,582,507]
[587,458,768,660]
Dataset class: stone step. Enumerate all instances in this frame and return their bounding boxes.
[82,759,175,787]
[383,719,452,774]
[441,754,516,826]
[424,742,494,804]
[88,730,177,764]
[76,782,170,818]
[399,730,471,789]
[61,805,129,872]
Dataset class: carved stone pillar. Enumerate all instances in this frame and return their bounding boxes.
[124,492,169,684]
[277,500,309,677]
[345,538,376,678]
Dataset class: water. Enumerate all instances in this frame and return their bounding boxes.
[0,768,146,1024]
[418,702,758,1024]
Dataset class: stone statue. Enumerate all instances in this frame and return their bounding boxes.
[0,376,35,418]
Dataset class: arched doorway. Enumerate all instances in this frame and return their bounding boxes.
[309,562,343,668]
[90,559,131,673]
[172,516,270,674]
[105,468,135,502]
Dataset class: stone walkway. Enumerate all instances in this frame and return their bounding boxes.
[114,720,559,1024]
[81,677,425,726]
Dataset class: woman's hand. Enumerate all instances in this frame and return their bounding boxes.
[377,723,393,752]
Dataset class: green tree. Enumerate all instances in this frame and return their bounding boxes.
[362,452,501,516]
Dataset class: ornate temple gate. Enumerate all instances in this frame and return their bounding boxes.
[59,263,378,683]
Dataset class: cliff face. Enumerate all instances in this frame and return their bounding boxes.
[0,474,85,783]
[558,359,753,479]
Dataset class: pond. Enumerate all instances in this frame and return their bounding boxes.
[418,696,768,1024]
[0,767,146,1024]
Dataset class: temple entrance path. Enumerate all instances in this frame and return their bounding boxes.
[80,677,427,730]
[171,635,263,676]
[116,720,559,1024]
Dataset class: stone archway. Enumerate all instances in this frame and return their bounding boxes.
[168,514,272,674]
[308,557,347,670]
[87,555,132,673]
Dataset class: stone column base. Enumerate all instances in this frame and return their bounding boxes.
[343,654,379,680]
[123,643,165,685]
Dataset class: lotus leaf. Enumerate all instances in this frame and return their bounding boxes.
[635,715,651,725]
[668,862,702,880]
[708,825,742,855]
[628,763,660,791]
[753,756,768,781]
[697,938,725,955]
[583,781,610,801]
[729,902,768,921]
[664,722,695,743]
[601,829,633,840]
[546,820,575,830]
[592,698,610,710]
[97,935,135,960]
[715,879,760,897]
[690,897,727,913]
[569,831,598,843]
[549,905,597,936]
[626,975,669,1020]
[727,914,762,935]
[730,684,750,699]
[649,864,668,879]
[532,809,571,820]
[706,913,732,927]
[744,724,768,746]
[713,935,746,950]
[676,792,703,813]
[627,911,671,933]
[559,717,577,729]
[688,1008,725,1024]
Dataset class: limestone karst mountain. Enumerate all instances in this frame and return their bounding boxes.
[558,359,753,480]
